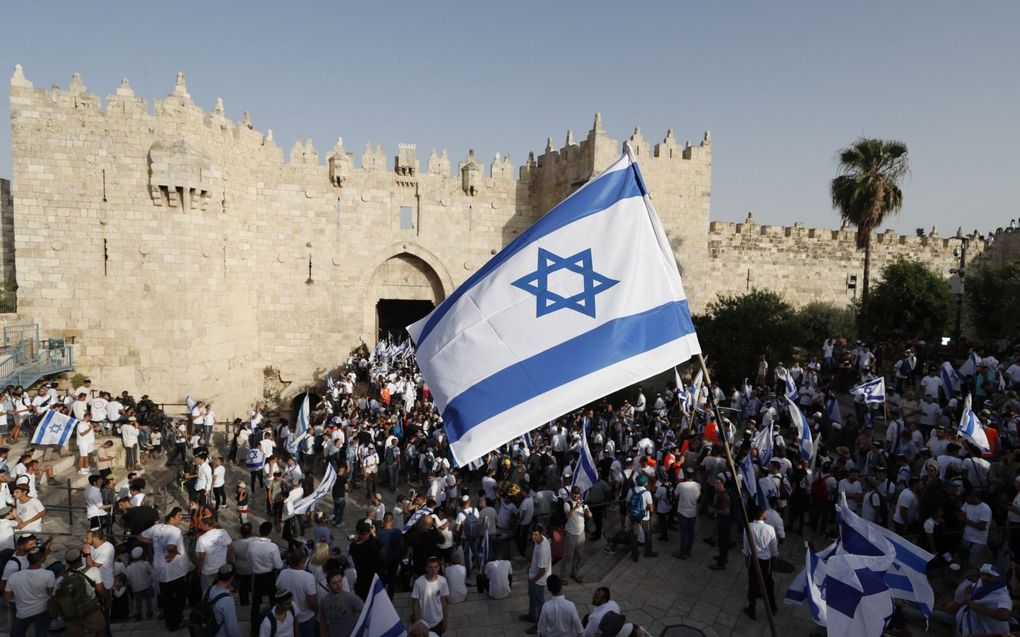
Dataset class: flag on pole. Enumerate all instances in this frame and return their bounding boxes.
[186,394,196,412]
[958,351,981,378]
[687,369,704,413]
[849,377,886,404]
[738,452,763,508]
[571,424,598,496]
[751,421,774,467]
[940,361,962,396]
[286,463,337,519]
[326,372,336,394]
[350,575,407,637]
[402,506,433,534]
[408,152,702,466]
[826,396,843,428]
[785,395,814,463]
[958,394,991,454]
[803,546,829,626]
[481,524,491,566]
[674,368,685,405]
[31,410,77,446]
[779,368,799,402]
[296,393,310,436]
[784,540,838,609]
[823,552,895,637]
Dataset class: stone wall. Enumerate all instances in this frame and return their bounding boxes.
[0,178,14,305]
[7,65,1016,417]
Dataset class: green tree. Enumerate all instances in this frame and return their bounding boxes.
[693,289,801,389]
[797,301,857,346]
[965,260,1020,344]
[860,259,949,343]
[830,138,909,313]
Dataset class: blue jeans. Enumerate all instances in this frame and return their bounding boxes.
[462,536,480,575]
[527,580,545,622]
[12,611,50,637]
[332,497,346,525]
[677,514,696,557]
[299,617,317,637]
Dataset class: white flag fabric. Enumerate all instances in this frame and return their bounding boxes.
[823,552,895,637]
[571,425,598,496]
[958,351,981,378]
[826,396,843,427]
[31,410,77,446]
[778,368,799,402]
[286,463,337,519]
[296,393,310,436]
[350,574,407,637]
[940,361,962,396]
[959,394,991,454]
[849,377,886,404]
[408,152,701,465]
[785,395,813,464]
[751,421,774,467]
[186,394,196,412]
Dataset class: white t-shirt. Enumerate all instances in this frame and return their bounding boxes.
[76,421,95,451]
[84,485,106,519]
[412,575,450,626]
[920,376,943,399]
[0,519,16,552]
[838,479,863,513]
[162,552,192,582]
[121,423,138,448]
[195,529,232,576]
[444,564,467,603]
[483,560,512,599]
[91,541,116,588]
[893,489,918,526]
[6,568,55,617]
[195,462,212,492]
[259,609,295,637]
[90,398,108,422]
[212,465,226,489]
[962,501,992,545]
[529,538,552,585]
[674,481,701,518]
[626,487,652,522]
[276,568,317,623]
[15,497,44,533]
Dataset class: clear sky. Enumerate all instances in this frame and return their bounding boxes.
[2,1,1018,235]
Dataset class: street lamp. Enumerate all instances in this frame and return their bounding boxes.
[949,236,969,343]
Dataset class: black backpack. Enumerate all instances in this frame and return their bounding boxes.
[187,587,231,637]
[260,606,296,637]
[0,549,21,579]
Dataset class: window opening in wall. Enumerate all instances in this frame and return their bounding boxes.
[400,206,413,230]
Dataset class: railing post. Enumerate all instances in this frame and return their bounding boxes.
[66,478,73,529]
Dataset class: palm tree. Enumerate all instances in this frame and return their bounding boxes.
[830,137,909,311]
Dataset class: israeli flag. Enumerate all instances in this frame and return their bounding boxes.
[674,368,685,406]
[785,540,838,609]
[779,368,799,402]
[350,574,407,637]
[326,372,336,394]
[287,463,337,518]
[785,395,814,464]
[285,432,309,456]
[402,506,433,534]
[849,377,886,405]
[958,350,981,378]
[296,393,310,436]
[804,546,829,626]
[481,524,491,566]
[940,361,962,396]
[837,494,935,618]
[823,552,895,637]
[826,396,844,428]
[571,424,598,496]
[958,394,991,454]
[687,368,705,413]
[751,421,774,467]
[738,452,761,507]
[245,448,265,472]
[408,152,701,465]
[31,410,77,446]
[186,394,196,412]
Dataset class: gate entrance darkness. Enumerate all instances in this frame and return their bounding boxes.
[376,299,434,342]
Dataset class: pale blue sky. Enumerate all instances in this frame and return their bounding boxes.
[2,1,1018,234]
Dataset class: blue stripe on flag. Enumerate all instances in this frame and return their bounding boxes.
[58,415,75,446]
[442,300,694,442]
[415,165,644,347]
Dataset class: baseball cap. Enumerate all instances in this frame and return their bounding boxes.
[980,563,1000,577]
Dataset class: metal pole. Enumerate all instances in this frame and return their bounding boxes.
[695,354,779,637]
[66,478,72,529]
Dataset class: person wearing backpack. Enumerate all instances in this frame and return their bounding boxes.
[257,589,297,637]
[190,565,239,637]
[3,547,53,637]
[625,474,656,563]
[454,495,481,576]
[55,548,106,637]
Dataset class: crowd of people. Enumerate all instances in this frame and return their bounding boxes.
[0,335,1019,637]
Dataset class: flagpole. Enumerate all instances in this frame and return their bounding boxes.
[695,353,779,637]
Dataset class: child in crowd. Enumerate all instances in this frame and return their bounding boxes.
[110,573,131,621]
[236,481,249,525]
[125,546,154,620]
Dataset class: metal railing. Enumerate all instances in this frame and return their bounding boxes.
[0,322,75,388]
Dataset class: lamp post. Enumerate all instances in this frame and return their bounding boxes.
[950,237,969,343]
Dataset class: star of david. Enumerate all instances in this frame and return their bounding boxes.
[48,422,64,435]
[511,247,619,318]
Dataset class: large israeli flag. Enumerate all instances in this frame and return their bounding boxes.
[571,423,598,496]
[849,377,886,405]
[350,574,407,637]
[959,394,991,454]
[31,410,77,446]
[286,463,337,518]
[409,152,701,465]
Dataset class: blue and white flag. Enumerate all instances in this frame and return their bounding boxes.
[785,540,838,609]
[572,425,598,496]
[286,463,337,519]
[751,421,774,467]
[408,152,702,465]
[245,448,265,472]
[481,524,491,566]
[350,574,407,637]
[824,552,895,637]
[959,394,991,454]
[285,431,309,456]
[686,368,704,413]
[838,495,935,618]
[326,372,336,394]
[31,410,77,446]
[674,368,685,408]
[849,377,886,405]
[785,395,813,464]
[940,361,962,397]
[296,393,310,436]
[804,546,829,626]
[779,368,799,402]
[826,396,843,428]
[186,394,196,412]
[958,351,981,378]
[738,452,761,508]
[402,506,433,534]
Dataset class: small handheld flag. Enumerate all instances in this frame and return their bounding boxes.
[31,410,77,446]
[849,377,886,405]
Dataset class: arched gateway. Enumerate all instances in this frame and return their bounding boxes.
[361,243,453,343]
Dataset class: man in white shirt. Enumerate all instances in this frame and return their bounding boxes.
[84,528,116,600]
[12,486,44,533]
[920,368,945,401]
[583,587,620,637]
[838,469,864,514]
[893,478,922,534]
[3,547,55,634]
[672,471,701,559]
[202,404,216,446]
[536,575,583,637]
[121,416,140,470]
[89,393,109,432]
[249,521,284,629]
[194,454,212,506]
[411,556,449,635]
[276,549,318,637]
[195,518,234,594]
[84,474,109,529]
[483,551,512,600]
[75,413,96,474]
[742,507,779,620]
[961,490,993,568]
[521,523,552,629]
[560,487,591,584]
